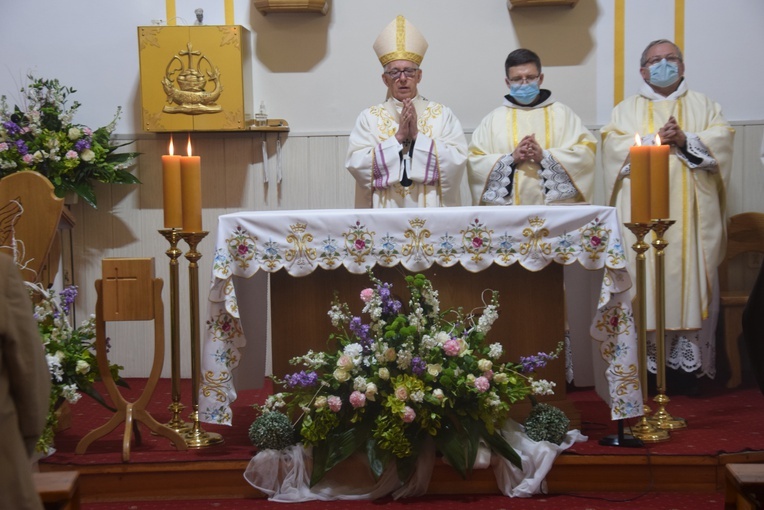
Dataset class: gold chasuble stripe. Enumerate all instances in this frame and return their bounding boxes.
[166,0,176,26]
[613,0,625,106]
[510,109,519,204]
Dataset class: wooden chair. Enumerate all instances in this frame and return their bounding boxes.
[719,212,764,389]
[0,171,64,283]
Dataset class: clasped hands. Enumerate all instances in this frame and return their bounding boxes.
[658,116,687,149]
[512,134,542,164]
[395,99,418,144]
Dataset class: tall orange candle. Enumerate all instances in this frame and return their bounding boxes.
[161,136,183,228]
[649,134,670,220]
[629,134,651,223]
[180,136,202,232]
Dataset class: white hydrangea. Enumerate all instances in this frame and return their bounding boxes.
[476,304,499,334]
[530,379,556,396]
[410,390,425,403]
[353,376,368,392]
[488,342,504,359]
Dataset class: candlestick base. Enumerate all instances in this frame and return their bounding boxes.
[650,393,687,430]
[631,404,670,442]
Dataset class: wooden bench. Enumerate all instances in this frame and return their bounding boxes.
[726,463,764,509]
[33,471,80,510]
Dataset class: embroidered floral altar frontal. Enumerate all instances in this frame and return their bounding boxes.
[200,205,643,425]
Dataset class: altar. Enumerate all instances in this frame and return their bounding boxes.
[199,205,643,425]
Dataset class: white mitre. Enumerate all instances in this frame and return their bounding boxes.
[373,15,428,67]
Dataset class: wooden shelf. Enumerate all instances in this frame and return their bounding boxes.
[508,0,578,8]
[247,118,290,132]
[254,0,329,15]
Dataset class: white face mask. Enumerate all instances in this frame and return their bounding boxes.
[648,59,680,88]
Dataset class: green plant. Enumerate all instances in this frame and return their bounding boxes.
[29,283,126,454]
[0,75,140,207]
[524,401,570,445]
[256,271,562,485]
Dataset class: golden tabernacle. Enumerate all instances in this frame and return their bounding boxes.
[137,25,252,131]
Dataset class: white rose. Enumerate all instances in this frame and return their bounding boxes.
[477,359,493,372]
[378,367,390,380]
[68,127,82,140]
[333,368,350,382]
[427,363,442,377]
[75,359,90,374]
[80,149,95,162]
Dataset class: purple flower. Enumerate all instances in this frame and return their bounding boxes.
[74,139,91,152]
[410,356,426,376]
[3,121,22,136]
[15,139,29,155]
[519,352,556,373]
[60,286,78,316]
[284,370,319,388]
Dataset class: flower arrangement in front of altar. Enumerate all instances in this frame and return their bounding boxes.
[28,282,126,454]
[0,75,140,208]
[253,271,562,485]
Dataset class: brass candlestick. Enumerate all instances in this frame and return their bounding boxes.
[179,231,224,448]
[158,228,192,434]
[649,219,686,430]
[624,222,669,443]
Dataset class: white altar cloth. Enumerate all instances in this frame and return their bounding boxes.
[200,205,643,425]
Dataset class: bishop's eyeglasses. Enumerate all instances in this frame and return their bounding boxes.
[384,68,419,79]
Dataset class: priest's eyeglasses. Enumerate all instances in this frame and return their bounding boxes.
[507,75,540,84]
[385,68,419,79]
[644,55,683,67]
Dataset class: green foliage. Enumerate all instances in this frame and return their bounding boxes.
[524,402,570,445]
[30,284,126,454]
[0,75,140,207]
[248,411,296,451]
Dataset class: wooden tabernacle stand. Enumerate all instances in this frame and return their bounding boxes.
[76,258,187,461]
[269,263,580,428]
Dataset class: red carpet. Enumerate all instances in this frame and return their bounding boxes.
[81,491,725,509]
[40,377,764,466]
[39,378,761,510]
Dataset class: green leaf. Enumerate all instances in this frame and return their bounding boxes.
[311,420,373,486]
[478,421,522,470]
[310,441,330,486]
[365,439,390,480]
[433,419,469,478]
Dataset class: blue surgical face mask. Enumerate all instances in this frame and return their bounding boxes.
[509,82,540,105]
[648,59,680,88]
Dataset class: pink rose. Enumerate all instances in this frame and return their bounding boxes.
[360,288,374,303]
[395,385,408,401]
[483,370,494,380]
[328,395,342,413]
[443,339,461,357]
[472,237,483,248]
[591,236,601,247]
[402,406,416,423]
[349,391,366,408]
[474,376,490,393]
[355,239,366,250]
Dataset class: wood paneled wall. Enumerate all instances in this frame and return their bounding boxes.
[65,123,764,378]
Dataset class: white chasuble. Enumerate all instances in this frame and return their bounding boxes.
[467,98,596,207]
[346,95,467,208]
[602,84,734,339]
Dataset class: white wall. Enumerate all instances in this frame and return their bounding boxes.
[2,0,764,135]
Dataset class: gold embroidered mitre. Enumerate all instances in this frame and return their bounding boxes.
[373,15,428,67]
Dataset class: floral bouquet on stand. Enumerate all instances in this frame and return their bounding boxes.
[0,75,140,207]
[251,271,562,489]
[28,282,126,454]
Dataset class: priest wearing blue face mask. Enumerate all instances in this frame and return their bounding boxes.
[602,39,735,389]
[468,48,596,206]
